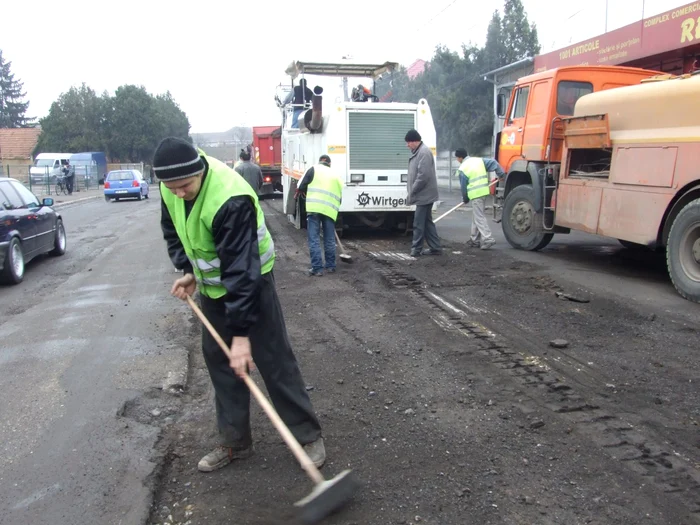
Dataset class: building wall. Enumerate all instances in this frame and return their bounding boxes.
[2,159,32,183]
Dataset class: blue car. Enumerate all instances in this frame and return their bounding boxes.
[104,170,150,201]
[0,177,66,285]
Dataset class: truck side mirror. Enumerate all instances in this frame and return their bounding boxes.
[496,94,506,117]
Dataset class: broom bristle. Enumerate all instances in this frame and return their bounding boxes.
[294,470,360,524]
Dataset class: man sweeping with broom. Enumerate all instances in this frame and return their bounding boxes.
[296,155,344,276]
[155,137,326,472]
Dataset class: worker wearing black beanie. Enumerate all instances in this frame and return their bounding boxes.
[404,128,441,256]
[155,137,326,473]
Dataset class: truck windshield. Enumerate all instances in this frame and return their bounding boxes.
[557,81,593,115]
[35,159,54,167]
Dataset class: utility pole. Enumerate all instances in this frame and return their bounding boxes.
[605,0,609,32]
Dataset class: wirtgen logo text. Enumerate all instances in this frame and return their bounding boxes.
[356,192,407,208]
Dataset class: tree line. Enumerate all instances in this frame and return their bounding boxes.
[0,49,190,163]
[33,84,190,162]
[377,0,540,155]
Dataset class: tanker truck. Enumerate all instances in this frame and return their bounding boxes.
[279,60,437,232]
[497,68,700,303]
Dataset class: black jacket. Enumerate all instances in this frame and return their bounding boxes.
[161,169,262,337]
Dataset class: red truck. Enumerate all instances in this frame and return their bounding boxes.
[252,126,283,196]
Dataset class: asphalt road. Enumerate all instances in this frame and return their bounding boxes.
[433,190,696,321]
[0,191,189,525]
[3,188,699,525]
[149,195,699,525]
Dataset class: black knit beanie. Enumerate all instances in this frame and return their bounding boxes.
[455,148,468,158]
[152,137,205,181]
[404,129,422,142]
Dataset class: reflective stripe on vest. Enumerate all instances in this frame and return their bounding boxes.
[162,154,275,299]
[460,157,490,200]
[305,164,343,221]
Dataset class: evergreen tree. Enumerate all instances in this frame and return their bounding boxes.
[501,0,540,63]
[0,49,33,127]
[387,0,540,153]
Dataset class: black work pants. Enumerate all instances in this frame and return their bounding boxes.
[199,272,322,448]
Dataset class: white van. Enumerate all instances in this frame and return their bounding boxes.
[30,153,73,185]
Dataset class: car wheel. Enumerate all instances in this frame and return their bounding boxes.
[50,219,67,256]
[137,191,143,201]
[0,237,25,285]
[104,195,111,202]
[144,192,149,199]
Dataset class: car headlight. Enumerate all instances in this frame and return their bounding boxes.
[401,173,408,182]
[350,174,365,183]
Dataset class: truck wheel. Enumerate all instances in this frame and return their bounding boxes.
[666,198,700,302]
[502,184,553,251]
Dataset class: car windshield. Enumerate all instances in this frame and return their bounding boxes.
[107,171,134,181]
[35,159,54,167]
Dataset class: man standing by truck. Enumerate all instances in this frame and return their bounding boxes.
[296,155,343,276]
[405,129,441,257]
[455,148,504,250]
[155,137,325,473]
[235,149,263,194]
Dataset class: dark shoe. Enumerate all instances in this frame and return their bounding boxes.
[410,250,421,257]
[480,239,496,250]
[303,438,326,468]
[197,445,253,472]
[308,269,323,276]
[466,240,479,248]
[421,248,442,255]
[325,267,336,273]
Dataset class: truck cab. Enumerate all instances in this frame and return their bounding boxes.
[495,65,660,250]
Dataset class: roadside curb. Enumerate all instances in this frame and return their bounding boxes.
[53,195,102,208]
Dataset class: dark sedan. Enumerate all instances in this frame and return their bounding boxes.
[0,178,67,284]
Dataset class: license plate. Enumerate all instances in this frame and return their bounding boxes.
[116,190,128,194]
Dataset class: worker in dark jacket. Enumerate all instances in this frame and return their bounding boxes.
[296,155,343,276]
[405,129,441,257]
[234,150,263,193]
[155,137,325,473]
[283,79,314,128]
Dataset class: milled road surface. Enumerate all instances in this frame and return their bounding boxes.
[0,191,189,525]
[150,194,700,525]
[3,187,698,525]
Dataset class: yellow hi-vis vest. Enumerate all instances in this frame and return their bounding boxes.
[161,154,275,299]
[305,164,343,221]
[459,157,490,200]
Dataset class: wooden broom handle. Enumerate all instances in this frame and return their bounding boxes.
[334,230,346,252]
[185,295,325,485]
[433,202,463,223]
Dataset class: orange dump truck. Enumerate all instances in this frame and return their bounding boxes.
[496,66,700,302]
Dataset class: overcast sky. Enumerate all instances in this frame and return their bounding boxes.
[0,0,683,133]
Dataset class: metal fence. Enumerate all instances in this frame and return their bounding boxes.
[3,161,146,195]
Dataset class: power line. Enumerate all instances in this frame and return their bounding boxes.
[417,0,460,32]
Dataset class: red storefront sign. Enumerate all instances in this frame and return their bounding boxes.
[534,1,700,72]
